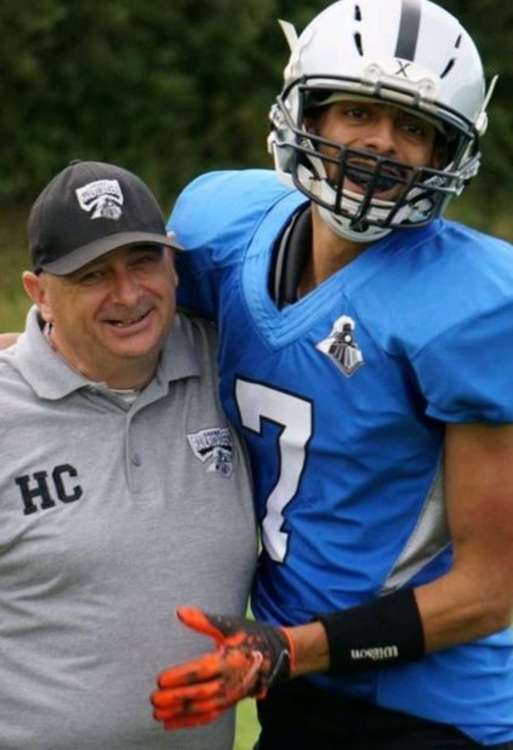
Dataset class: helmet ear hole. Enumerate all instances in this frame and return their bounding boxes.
[305,124,320,139]
[432,133,450,170]
[433,123,462,169]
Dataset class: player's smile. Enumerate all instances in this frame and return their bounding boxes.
[342,157,409,199]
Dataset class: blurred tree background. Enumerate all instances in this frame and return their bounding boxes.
[1,0,513,330]
[1,0,512,222]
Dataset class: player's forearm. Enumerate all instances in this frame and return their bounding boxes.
[426,422,513,651]
[414,569,513,653]
[286,569,513,679]
[284,620,330,677]
[287,587,425,676]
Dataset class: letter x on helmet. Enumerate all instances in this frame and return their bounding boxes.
[268,0,497,242]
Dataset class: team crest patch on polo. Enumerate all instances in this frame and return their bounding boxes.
[75,179,124,220]
[316,315,364,377]
[187,427,234,478]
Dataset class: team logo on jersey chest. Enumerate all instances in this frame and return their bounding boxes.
[75,179,124,220]
[316,315,364,376]
[187,427,234,478]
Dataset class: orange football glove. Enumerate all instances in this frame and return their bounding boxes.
[151,606,294,730]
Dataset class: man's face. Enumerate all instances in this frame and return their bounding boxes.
[25,245,178,383]
[309,99,441,201]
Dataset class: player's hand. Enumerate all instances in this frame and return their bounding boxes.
[150,606,294,730]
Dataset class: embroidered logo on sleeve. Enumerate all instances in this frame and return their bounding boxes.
[187,427,234,478]
[75,179,124,220]
[316,315,364,377]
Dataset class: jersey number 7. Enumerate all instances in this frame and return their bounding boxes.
[235,379,313,563]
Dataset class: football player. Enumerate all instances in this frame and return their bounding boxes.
[151,1,513,747]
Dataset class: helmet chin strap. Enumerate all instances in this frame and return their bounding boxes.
[298,160,394,243]
[315,180,436,243]
[297,147,438,243]
[317,204,391,243]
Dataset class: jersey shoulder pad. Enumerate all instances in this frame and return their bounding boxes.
[356,219,513,356]
[168,169,295,262]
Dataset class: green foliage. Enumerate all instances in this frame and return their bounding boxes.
[1,0,512,224]
[1,0,280,207]
[0,207,31,330]
[437,1,513,219]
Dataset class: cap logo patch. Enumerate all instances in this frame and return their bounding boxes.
[75,179,124,220]
[187,427,234,478]
[316,315,364,377]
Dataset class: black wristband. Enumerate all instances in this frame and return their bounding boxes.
[318,588,425,673]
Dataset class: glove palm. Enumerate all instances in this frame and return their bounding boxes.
[151,606,293,730]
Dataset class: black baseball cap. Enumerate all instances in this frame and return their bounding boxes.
[28,160,182,275]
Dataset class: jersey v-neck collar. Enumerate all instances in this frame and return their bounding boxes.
[241,194,436,350]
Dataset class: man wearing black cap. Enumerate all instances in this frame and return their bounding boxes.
[0,161,256,750]
[23,159,183,389]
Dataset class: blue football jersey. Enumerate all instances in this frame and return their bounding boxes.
[170,169,513,743]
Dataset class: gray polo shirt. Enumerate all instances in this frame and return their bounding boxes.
[0,307,257,750]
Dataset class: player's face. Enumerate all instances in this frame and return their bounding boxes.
[309,99,440,200]
[25,245,177,384]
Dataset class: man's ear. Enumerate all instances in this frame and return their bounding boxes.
[22,271,54,323]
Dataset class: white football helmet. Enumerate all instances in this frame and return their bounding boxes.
[268,0,496,242]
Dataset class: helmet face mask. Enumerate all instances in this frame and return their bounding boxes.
[268,0,492,242]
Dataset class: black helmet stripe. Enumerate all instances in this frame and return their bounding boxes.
[394,0,422,60]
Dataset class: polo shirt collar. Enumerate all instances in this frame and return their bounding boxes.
[152,314,201,392]
[15,307,200,401]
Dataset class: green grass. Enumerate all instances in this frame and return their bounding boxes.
[234,699,259,750]
[0,205,32,330]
